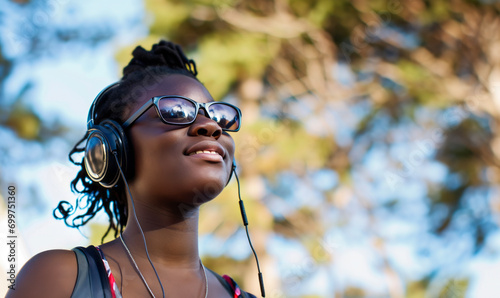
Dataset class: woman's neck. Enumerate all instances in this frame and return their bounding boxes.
[121,199,201,268]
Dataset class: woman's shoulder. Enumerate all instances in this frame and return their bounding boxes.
[6,249,77,298]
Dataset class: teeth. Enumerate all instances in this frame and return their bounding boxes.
[189,150,218,156]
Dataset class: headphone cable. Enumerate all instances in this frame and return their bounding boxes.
[234,170,266,298]
[114,152,265,297]
[113,152,165,298]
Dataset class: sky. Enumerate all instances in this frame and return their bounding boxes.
[0,0,147,293]
[0,0,500,297]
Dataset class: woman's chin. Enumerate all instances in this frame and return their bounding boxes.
[188,178,226,202]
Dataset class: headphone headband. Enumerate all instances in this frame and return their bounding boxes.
[87,82,120,129]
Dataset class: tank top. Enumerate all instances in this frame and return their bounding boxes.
[72,245,256,298]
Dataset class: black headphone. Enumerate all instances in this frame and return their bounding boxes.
[84,83,236,188]
[84,83,131,188]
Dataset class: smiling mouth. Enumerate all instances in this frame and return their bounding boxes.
[188,150,221,156]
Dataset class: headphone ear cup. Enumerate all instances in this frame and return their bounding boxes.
[84,120,129,188]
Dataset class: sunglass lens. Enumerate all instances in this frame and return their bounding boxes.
[158,97,196,124]
[208,104,240,131]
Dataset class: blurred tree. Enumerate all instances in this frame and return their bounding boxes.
[116,0,500,296]
[2,0,499,296]
[0,0,117,147]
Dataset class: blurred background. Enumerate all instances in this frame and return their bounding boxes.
[1,0,500,297]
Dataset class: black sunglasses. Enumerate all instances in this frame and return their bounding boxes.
[122,96,242,132]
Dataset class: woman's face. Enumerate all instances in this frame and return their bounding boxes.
[126,74,236,208]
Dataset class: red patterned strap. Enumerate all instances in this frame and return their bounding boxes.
[223,275,243,298]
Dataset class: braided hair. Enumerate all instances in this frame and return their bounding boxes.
[54,40,198,242]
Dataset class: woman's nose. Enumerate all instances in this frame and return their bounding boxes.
[187,108,222,139]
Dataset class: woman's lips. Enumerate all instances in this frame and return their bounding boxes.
[185,141,226,162]
[187,150,223,162]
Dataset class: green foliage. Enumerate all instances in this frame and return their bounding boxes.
[103,0,500,295]
[406,279,428,298]
[5,105,41,140]
[2,0,499,296]
[438,279,468,298]
[397,60,443,106]
[147,0,193,36]
[234,118,335,174]
[197,32,279,100]
[288,0,338,27]
[88,223,117,246]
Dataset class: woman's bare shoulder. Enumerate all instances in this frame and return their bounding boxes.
[6,249,77,298]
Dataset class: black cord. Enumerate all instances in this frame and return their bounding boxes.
[234,170,266,298]
[113,152,165,298]
[114,151,265,297]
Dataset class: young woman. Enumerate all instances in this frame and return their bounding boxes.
[7,40,258,298]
